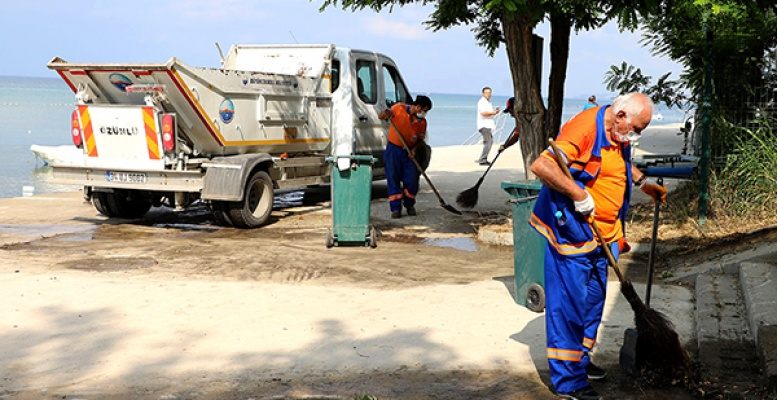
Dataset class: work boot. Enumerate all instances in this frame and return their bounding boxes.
[406,206,417,216]
[556,385,602,400]
[391,211,401,219]
[586,362,607,381]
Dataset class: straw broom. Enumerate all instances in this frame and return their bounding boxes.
[456,148,505,209]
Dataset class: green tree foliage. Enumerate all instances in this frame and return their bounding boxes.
[319,0,657,176]
[603,62,686,108]
[605,1,777,223]
[640,0,777,156]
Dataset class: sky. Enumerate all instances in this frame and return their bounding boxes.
[0,0,684,98]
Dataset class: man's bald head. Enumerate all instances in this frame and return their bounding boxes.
[612,92,653,125]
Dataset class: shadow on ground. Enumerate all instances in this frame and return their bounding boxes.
[0,305,553,400]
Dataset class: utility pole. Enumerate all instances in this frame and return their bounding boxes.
[698,24,713,224]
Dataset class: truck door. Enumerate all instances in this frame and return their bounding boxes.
[379,59,413,109]
[351,53,385,158]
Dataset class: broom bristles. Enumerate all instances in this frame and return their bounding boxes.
[456,185,480,209]
[620,280,692,380]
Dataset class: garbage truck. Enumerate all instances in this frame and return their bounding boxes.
[46,44,416,228]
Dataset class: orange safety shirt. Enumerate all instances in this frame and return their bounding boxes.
[540,107,627,243]
[388,103,426,149]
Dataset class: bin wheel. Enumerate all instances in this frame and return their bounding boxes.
[367,226,378,248]
[526,283,545,313]
[326,229,335,248]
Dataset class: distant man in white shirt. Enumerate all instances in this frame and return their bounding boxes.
[476,87,500,166]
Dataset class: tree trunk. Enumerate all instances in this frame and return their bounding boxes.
[546,13,571,140]
[501,14,546,179]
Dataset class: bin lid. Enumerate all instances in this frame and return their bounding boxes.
[501,180,543,198]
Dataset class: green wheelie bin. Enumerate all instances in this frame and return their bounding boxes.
[326,155,377,248]
[501,180,546,312]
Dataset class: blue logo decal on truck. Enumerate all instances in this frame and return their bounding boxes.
[219,99,235,124]
[109,73,133,92]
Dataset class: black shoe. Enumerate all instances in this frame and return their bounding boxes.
[586,362,607,381]
[406,206,417,216]
[478,161,491,166]
[557,385,602,400]
[391,211,401,219]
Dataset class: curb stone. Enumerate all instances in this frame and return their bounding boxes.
[739,262,777,388]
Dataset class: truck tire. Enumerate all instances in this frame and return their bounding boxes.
[92,190,151,219]
[211,201,233,227]
[92,192,115,217]
[227,170,274,228]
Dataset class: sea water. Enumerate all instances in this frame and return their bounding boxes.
[0,76,75,198]
[0,76,687,198]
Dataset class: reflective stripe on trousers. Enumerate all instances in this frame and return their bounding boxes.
[384,143,419,212]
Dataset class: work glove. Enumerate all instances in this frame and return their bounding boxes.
[378,109,394,121]
[573,190,595,216]
[640,181,668,204]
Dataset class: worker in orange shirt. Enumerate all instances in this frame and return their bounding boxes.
[378,95,433,218]
[529,92,667,400]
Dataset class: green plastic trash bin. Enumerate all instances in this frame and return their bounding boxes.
[501,180,546,312]
[326,155,377,248]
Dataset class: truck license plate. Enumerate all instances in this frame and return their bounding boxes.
[105,171,147,184]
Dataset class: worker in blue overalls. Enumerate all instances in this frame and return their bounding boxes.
[378,95,433,219]
[529,92,667,400]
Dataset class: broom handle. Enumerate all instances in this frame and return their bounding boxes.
[645,177,663,307]
[476,149,504,185]
[475,133,517,186]
[548,139,626,283]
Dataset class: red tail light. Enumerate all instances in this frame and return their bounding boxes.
[161,113,175,153]
[71,110,83,148]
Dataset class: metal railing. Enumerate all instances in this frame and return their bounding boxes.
[461,113,512,145]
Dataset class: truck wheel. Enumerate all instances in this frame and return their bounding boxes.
[526,283,545,313]
[92,192,115,217]
[227,170,274,228]
[210,201,233,227]
[93,190,151,219]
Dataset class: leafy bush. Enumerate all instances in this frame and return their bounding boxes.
[713,115,777,216]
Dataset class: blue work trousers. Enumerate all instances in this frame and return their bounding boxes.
[544,242,618,394]
[384,142,419,213]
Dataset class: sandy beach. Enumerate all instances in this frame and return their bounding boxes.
[0,124,698,399]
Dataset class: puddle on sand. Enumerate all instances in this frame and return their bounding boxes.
[274,190,306,208]
[57,231,94,242]
[423,237,479,252]
[0,224,96,241]
[382,234,479,252]
[151,223,220,232]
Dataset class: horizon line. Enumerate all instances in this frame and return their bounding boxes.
[0,74,610,100]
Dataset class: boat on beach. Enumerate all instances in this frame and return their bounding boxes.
[29,144,85,166]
